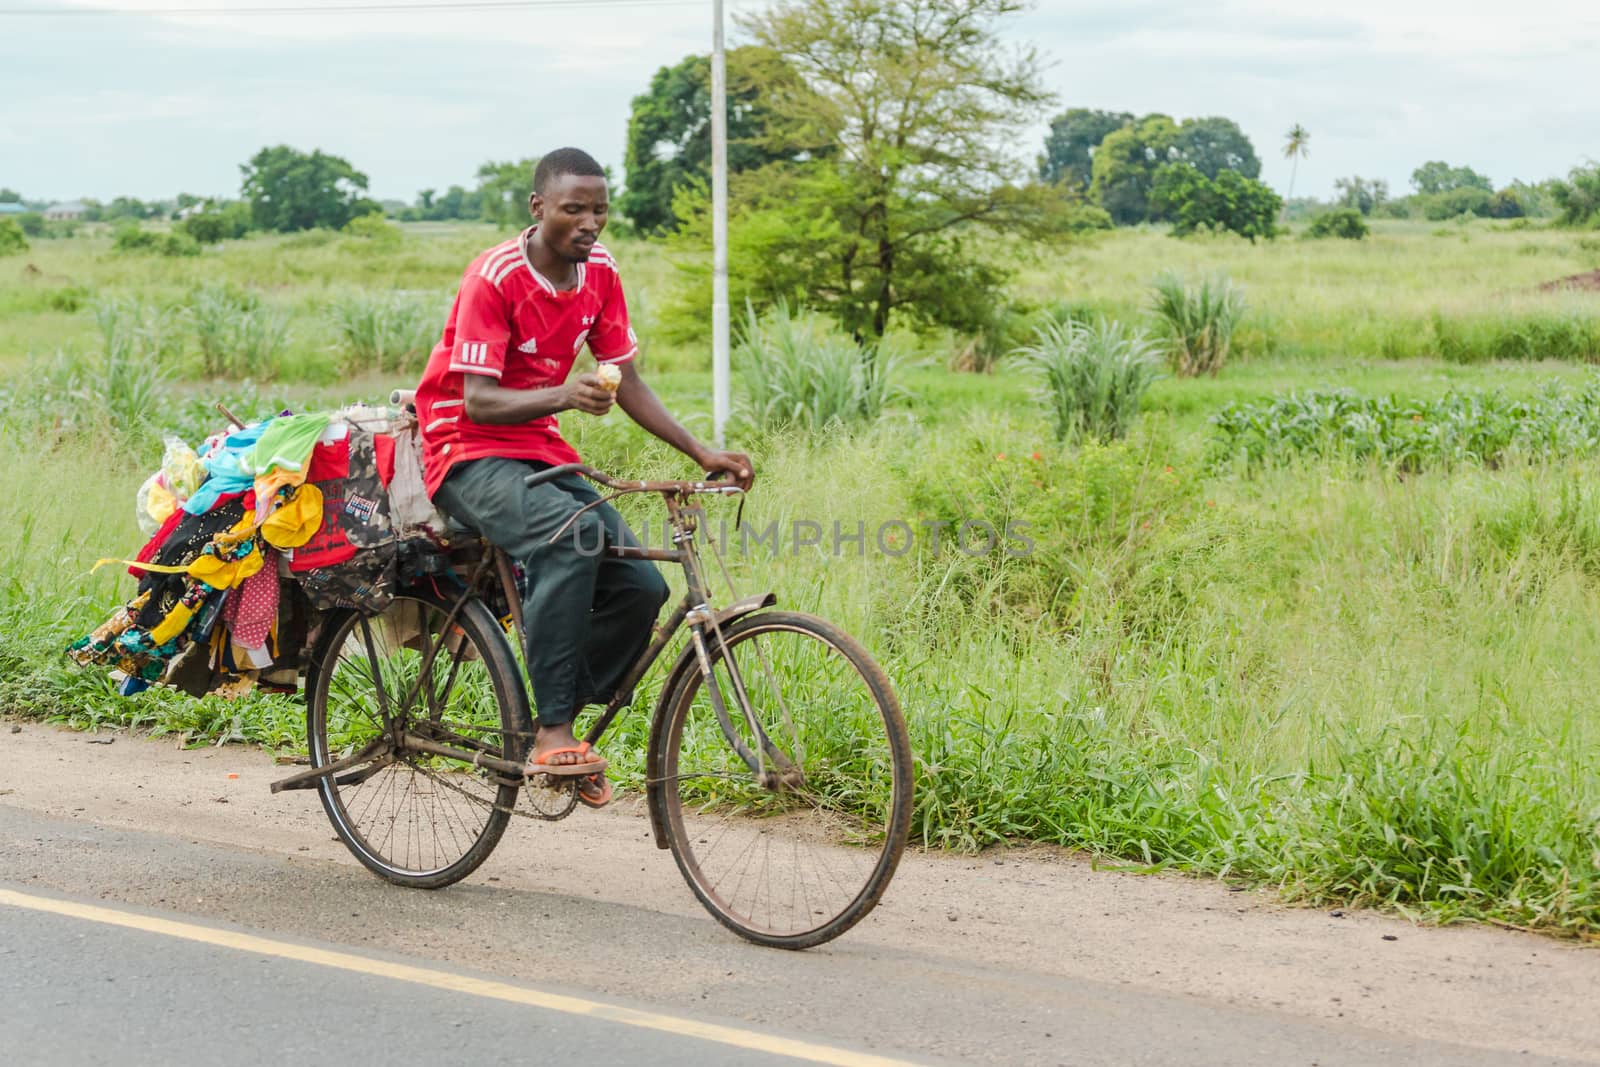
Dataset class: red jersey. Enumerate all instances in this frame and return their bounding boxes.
[415,227,638,497]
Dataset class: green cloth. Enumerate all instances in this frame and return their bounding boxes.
[248,413,330,478]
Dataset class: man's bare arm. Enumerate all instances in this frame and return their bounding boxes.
[614,362,753,489]
[462,372,613,424]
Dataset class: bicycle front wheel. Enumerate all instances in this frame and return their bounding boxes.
[307,587,532,889]
[656,610,913,949]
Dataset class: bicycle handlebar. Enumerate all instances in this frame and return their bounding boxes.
[524,463,743,496]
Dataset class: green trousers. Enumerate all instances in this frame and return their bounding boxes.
[434,457,670,728]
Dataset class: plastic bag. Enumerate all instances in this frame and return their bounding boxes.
[134,472,177,537]
[161,436,204,503]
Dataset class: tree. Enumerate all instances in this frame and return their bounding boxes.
[240,145,375,232]
[473,158,541,227]
[1333,175,1388,215]
[1039,108,1132,190]
[1089,115,1179,224]
[704,0,1054,341]
[620,46,823,235]
[1550,164,1600,228]
[0,188,20,203]
[1410,160,1492,196]
[1171,117,1260,180]
[1282,123,1309,207]
[1150,163,1280,242]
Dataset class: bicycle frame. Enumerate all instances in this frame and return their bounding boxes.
[273,464,784,813]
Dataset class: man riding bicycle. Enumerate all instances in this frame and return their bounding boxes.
[414,147,753,807]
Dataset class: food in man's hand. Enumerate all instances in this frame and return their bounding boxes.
[596,363,622,394]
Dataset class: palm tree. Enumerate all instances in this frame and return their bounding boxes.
[1282,124,1310,205]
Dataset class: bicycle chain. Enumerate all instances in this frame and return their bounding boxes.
[406,755,578,822]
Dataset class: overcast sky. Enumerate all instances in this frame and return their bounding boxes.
[2,0,1596,204]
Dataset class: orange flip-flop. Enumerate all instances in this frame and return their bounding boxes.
[524,743,607,778]
[576,772,613,809]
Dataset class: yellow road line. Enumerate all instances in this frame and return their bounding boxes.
[0,887,920,1067]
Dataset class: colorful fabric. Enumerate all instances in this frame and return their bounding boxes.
[260,483,324,549]
[289,429,395,573]
[222,552,279,648]
[185,422,271,515]
[413,227,637,498]
[248,413,329,483]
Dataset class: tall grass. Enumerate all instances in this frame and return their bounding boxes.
[735,301,905,433]
[1149,272,1247,376]
[190,283,292,379]
[331,291,443,375]
[1014,318,1162,441]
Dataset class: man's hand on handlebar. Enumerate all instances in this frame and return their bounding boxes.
[563,373,616,416]
[697,449,755,492]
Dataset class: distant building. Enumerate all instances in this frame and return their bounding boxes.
[0,202,26,215]
[44,201,87,221]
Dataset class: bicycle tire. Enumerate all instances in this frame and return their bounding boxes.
[654,610,913,949]
[306,586,532,889]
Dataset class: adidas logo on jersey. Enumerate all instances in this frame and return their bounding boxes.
[516,338,538,354]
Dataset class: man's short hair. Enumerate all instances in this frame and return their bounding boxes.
[533,148,606,195]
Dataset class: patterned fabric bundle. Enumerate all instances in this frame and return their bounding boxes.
[69,401,450,699]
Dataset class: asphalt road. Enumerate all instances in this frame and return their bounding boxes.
[0,803,1585,1067]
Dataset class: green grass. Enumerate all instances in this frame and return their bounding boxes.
[3,224,1599,938]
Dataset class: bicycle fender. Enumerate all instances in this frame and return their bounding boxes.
[643,592,777,850]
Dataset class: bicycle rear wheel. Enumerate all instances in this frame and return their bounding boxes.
[307,587,532,889]
[655,610,913,949]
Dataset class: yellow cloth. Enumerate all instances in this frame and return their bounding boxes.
[260,484,324,549]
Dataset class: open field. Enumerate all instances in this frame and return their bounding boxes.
[3,220,1599,936]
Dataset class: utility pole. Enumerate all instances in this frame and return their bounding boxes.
[710,0,730,447]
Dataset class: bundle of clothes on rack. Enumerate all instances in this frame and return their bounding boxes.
[68,402,445,701]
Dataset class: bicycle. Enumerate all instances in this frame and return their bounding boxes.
[271,461,914,949]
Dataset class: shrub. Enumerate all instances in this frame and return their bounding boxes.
[181,202,252,245]
[331,291,442,375]
[159,231,201,258]
[1306,208,1369,240]
[1419,187,1493,221]
[189,283,292,379]
[735,301,904,433]
[1149,272,1246,377]
[0,218,28,256]
[1013,318,1162,442]
[1550,163,1600,228]
[342,213,402,245]
[1150,163,1281,243]
[16,212,45,237]
[111,222,158,252]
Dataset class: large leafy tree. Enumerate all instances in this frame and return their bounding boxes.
[620,46,819,235]
[240,146,375,232]
[1089,115,1179,225]
[1038,108,1132,190]
[1410,160,1492,196]
[700,0,1054,340]
[1171,117,1260,180]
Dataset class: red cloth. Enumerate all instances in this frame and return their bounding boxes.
[413,227,637,498]
[306,439,350,482]
[222,551,279,647]
[373,433,396,488]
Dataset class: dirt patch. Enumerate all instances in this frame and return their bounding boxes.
[1539,269,1600,293]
